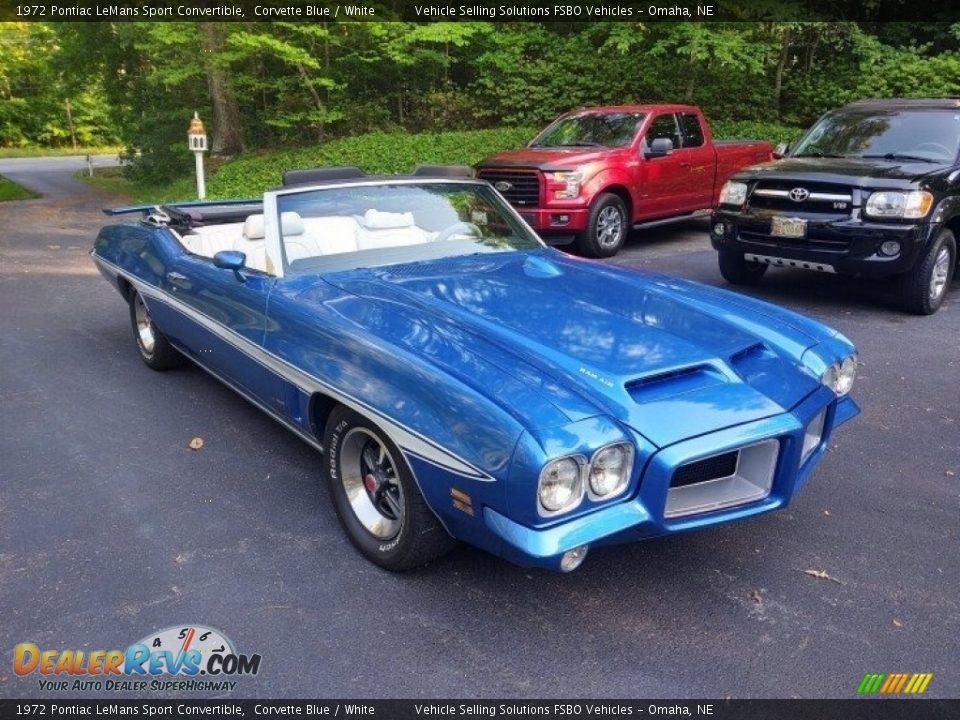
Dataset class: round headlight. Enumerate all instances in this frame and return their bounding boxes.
[589,443,633,497]
[822,354,857,396]
[538,457,583,514]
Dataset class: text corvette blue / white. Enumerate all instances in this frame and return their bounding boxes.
[92,167,859,572]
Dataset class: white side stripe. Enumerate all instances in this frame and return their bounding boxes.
[93,254,497,482]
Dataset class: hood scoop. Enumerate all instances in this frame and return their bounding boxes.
[626,364,728,404]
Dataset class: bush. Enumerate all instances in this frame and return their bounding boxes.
[203,127,537,199]
[710,120,806,146]
[147,121,807,202]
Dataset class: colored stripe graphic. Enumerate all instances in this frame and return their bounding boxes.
[857,672,932,694]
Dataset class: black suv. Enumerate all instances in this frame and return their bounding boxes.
[711,98,960,314]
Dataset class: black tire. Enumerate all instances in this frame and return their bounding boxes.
[898,229,956,315]
[718,250,769,286]
[323,406,455,571]
[575,193,629,258]
[128,290,185,370]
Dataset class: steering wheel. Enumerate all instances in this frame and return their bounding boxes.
[912,142,952,157]
[434,222,482,243]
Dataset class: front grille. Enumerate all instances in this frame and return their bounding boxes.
[671,451,739,488]
[477,169,541,207]
[749,181,854,216]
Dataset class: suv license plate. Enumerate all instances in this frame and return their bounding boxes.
[771,216,807,238]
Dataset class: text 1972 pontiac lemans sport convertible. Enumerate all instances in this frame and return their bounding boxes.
[92,166,859,572]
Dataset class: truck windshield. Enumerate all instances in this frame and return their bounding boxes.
[793,109,960,163]
[531,112,646,148]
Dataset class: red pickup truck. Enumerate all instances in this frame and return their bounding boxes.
[477,104,773,257]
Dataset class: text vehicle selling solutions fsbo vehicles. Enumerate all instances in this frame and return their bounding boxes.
[91,167,858,572]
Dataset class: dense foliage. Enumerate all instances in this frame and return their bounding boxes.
[1,20,957,182]
[130,122,800,202]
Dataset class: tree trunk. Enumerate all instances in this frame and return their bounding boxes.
[198,23,245,155]
[774,30,792,108]
[64,97,78,149]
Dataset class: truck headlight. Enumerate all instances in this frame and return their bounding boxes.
[588,443,634,498]
[821,354,857,396]
[865,190,933,219]
[538,456,584,515]
[719,181,748,207]
[549,171,583,199]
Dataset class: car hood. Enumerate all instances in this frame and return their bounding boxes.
[319,251,824,448]
[738,156,950,187]
[478,146,619,171]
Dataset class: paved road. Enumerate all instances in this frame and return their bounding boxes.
[0,161,957,700]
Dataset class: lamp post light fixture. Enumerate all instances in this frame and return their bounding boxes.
[187,111,208,200]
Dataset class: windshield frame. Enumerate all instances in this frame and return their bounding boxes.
[530,111,647,149]
[264,178,546,278]
[791,108,960,164]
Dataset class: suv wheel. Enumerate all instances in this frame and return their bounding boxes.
[899,229,956,315]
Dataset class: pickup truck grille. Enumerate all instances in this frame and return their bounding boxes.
[749,181,854,216]
[477,169,541,207]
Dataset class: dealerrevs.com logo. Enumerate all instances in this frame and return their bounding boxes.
[13,624,261,692]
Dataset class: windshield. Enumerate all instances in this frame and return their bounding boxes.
[276,181,543,274]
[531,112,646,148]
[792,109,960,163]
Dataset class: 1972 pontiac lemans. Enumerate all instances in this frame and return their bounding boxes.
[92,166,859,572]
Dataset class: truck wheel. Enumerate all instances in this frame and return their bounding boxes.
[129,291,185,371]
[576,193,628,258]
[718,250,768,286]
[899,229,956,315]
[323,405,455,571]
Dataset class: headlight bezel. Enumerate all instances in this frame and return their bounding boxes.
[587,442,635,500]
[537,455,586,516]
[719,180,748,207]
[537,443,636,517]
[864,190,933,220]
[821,354,858,396]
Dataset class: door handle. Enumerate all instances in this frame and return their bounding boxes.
[166,271,189,287]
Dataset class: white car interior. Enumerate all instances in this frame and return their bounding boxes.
[177,209,435,274]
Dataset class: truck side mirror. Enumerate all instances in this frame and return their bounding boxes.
[645,138,674,159]
[773,142,790,159]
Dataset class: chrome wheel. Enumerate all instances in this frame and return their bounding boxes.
[339,427,405,540]
[133,294,155,356]
[929,247,951,302]
[596,206,624,249]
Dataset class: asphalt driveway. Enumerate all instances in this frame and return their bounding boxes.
[0,160,957,699]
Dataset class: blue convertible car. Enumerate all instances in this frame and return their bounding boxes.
[92,166,859,572]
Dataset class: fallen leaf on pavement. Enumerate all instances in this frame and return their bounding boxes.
[749,590,764,604]
[803,568,844,585]
[893,619,903,627]
[188,437,204,450]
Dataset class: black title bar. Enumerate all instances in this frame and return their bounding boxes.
[0,699,957,719]
[1,0,958,22]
